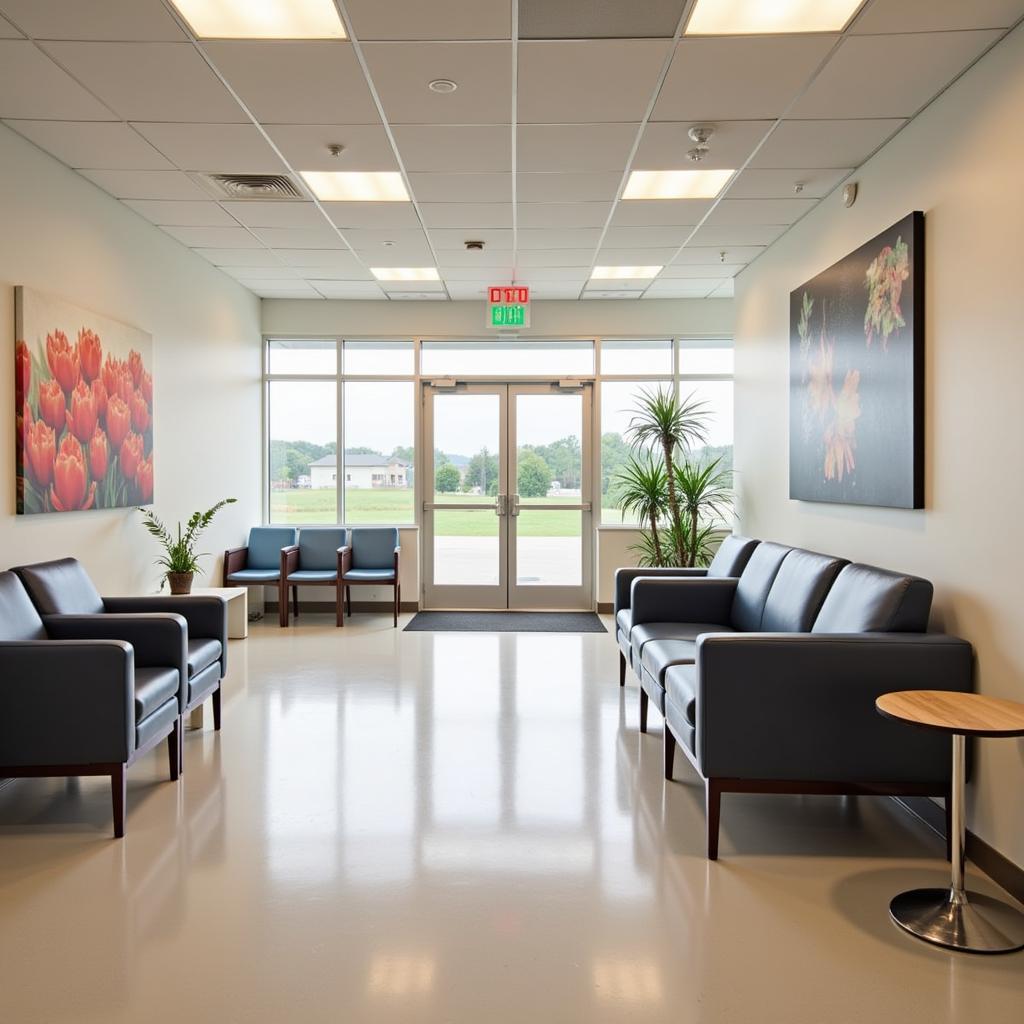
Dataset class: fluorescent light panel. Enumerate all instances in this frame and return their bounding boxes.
[300,171,409,202]
[170,0,346,39]
[591,266,662,280]
[371,268,440,282]
[686,0,864,35]
[623,169,734,200]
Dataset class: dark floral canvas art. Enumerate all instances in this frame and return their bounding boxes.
[789,212,924,509]
[16,287,154,514]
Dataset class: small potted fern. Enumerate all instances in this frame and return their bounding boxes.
[138,498,237,594]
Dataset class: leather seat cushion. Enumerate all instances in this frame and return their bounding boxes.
[632,622,732,670]
[188,662,220,705]
[615,607,631,638]
[226,568,280,583]
[287,569,337,582]
[343,568,396,581]
[187,638,222,678]
[135,667,180,722]
[641,638,699,684]
[665,664,698,727]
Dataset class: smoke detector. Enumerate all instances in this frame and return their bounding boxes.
[195,173,302,201]
[686,125,714,163]
[428,79,458,93]
[464,239,485,251]
[326,143,344,158]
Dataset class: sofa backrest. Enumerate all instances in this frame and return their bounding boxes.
[729,542,792,632]
[299,527,348,570]
[760,549,848,633]
[14,557,104,615]
[812,563,933,633]
[707,535,759,578]
[352,527,400,570]
[248,527,299,570]
[0,570,47,640]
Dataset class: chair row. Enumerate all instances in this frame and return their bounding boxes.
[0,558,229,837]
[224,526,401,628]
[614,536,974,859]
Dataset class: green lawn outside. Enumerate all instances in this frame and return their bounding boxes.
[270,488,636,535]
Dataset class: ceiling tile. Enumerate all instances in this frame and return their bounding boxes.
[642,280,720,297]
[309,280,387,299]
[362,41,512,124]
[704,197,818,226]
[727,168,852,199]
[380,279,446,292]
[517,172,622,202]
[392,124,510,172]
[584,289,642,300]
[407,172,511,202]
[252,225,344,249]
[853,0,1024,33]
[0,14,22,37]
[220,201,327,229]
[263,124,397,172]
[323,201,423,229]
[519,0,686,38]
[4,119,172,168]
[346,0,512,40]
[386,291,449,300]
[526,285,585,299]
[287,265,373,280]
[162,225,262,248]
[435,248,512,267]
[687,223,789,246]
[516,267,589,281]
[194,248,283,267]
[131,122,287,172]
[517,202,612,228]
[584,279,651,291]
[0,1,186,40]
[78,168,207,199]
[790,31,1001,118]
[272,249,363,268]
[518,40,670,123]
[123,199,237,226]
[432,227,513,249]
[41,41,245,122]
[515,249,593,267]
[343,227,431,249]
[0,41,116,119]
[202,41,379,124]
[595,247,680,264]
[671,245,763,264]
[652,36,838,121]
[658,263,742,278]
[517,227,602,249]
[517,123,637,172]
[354,241,434,263]
[751,119,905,168]
[438,265,513,280]
[446,283,492,299]
[219,265,299,281]
[609,199,710,227]
[420,203,512,228]
[635,121,768,170]
[250,283,322,298]
[707,279,735,298]
[233,278,309,291]
[602,225,692,248]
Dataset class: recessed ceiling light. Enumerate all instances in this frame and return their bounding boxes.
[685,0,864,35]
[428,79,458,93]
[300,171,409,202]
[623,169,734,200]
[170,0,346,39]
[371,268,440,282]
[591,266,662,280]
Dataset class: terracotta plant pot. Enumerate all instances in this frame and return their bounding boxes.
[167,571,194,595]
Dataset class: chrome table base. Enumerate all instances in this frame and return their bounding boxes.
[890,888,1024,954]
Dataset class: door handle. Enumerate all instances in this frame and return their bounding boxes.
[496,494,507,516]
[511,494,520,517]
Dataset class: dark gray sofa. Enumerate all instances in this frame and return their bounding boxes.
[0,571,183,837]
[617,539,974,858]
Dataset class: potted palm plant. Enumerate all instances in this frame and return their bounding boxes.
[138,498,236,594]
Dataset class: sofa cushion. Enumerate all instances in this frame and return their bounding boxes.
[641,638,699,686]
[665,664,698,727]
[760,549,848,633]
[187,638,222,678]
[299,527,348,571]
[247,527,298,571]
[14,557,104,615]
[707,535,759,578]
[135,666,180,722]
[631,621,732,672]
[0,571,46,641]
[352,527,399,570]
[729,542,792,632]
[615,607,631,639]
[226,568,281,583]
[812,563,934,633]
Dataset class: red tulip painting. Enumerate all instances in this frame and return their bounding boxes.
[15,287,154,515]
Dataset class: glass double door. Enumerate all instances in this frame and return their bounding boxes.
[423,382,593,610]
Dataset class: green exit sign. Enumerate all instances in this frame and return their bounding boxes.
[487,285,531,328]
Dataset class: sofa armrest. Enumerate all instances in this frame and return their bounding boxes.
[223,546,247,584]
[0,640,134,765]
[630,576,738,628]
[692,633,974,783]
[613,566,707,617]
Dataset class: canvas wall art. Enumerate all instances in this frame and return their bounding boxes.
[15,287,154,514]
[789,211,924,509]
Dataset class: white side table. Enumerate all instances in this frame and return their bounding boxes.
[167,586,248,639]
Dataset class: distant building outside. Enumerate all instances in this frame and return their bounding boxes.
[309,453,410,490]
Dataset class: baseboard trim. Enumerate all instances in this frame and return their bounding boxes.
[266,600,419,613]
[895,796,1024,904]
[597,602,613,614]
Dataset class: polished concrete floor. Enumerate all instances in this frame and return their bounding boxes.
[1,614,1022,1023]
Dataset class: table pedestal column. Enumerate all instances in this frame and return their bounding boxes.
[889,733,1024,953]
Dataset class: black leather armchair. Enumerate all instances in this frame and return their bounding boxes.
[14,558,228,741]
[0,571,181,837]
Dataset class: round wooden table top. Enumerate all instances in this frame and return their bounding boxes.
[877,690,1024,737]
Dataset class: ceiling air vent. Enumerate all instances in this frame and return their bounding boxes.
[196,173,303,200]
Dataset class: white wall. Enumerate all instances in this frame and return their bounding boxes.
[733,24,1024,865]
[0,124,261,594]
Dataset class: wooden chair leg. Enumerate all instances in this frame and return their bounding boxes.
[705,779,722,860]
[619,651,626,687]
[336,582,344,627]
[393,582,399,628]
[639,689,649,733]
[167,719,180,780]
[293,585,299,619]
[664,727,676,781]
[279,579,289,627]
[346,585,352,617]
[111,764,126,839]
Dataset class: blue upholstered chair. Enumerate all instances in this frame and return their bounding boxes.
[281,528,349,627]
[340,527,401,627]
[223,527,298,596]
